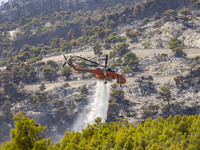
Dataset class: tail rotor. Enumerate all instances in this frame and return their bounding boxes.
[63,55,72,67]
[62,62,67,67]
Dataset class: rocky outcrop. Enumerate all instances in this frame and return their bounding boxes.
[180,29,200,48]
[124,17,200,49]
[132,0,190,19]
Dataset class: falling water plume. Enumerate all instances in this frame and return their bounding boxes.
[72,80,111,132]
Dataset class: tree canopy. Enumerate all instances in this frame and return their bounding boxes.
[2,113,200,150]
[0,111,51,150]
[168,38,184,57]
[49,115,200,150]
[114,42,129,57]
[93,43,102,59]
[42,66,58,82]
[62,66,72,80]
[123,52,139,69]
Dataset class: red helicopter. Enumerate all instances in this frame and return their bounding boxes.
[63,55,126,85]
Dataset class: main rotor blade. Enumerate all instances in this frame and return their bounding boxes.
[76,56,103,67]
[84,64,99,67]
[63,55,72,67]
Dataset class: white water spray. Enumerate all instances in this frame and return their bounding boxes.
[72,80,111,132]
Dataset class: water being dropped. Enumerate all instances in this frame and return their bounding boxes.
[0,0,9,6]
[72,80,111,132]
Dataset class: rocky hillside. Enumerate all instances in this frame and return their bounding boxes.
[0,0,193,23]
[3,46,199,143]
[118,16,200,48]
[0,0,141,23]
[1,0,200,144]
[7,15,200,141]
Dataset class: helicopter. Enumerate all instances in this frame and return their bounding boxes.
[63,55,126,85]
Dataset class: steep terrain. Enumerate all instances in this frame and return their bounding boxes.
[0,0,141,23]
[1,22,200,143]
[2,41,197,142]
[118,16,200,48]
[22,47,200,121]
[0,0,200,144]
[0,0,192,23]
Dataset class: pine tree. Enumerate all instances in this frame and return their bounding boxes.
[39,83,46,91]
[0,111,51,150]
[93,43,102,59]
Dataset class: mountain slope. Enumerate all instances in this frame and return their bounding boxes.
[0,0,141,23]
[0,0,192,23]
[0,0,200,144]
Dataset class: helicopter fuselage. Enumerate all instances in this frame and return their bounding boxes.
[95,70,126,84]
[68,58,126,85]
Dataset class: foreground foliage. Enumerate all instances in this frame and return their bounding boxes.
[0,111,51,150]
[50,115,200,150]
[2,113,200,150]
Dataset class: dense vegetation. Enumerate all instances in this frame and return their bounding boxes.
[0,111,51,150]
[0,0,200,146]
[1,112,200,150]
[0,0,197,65]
